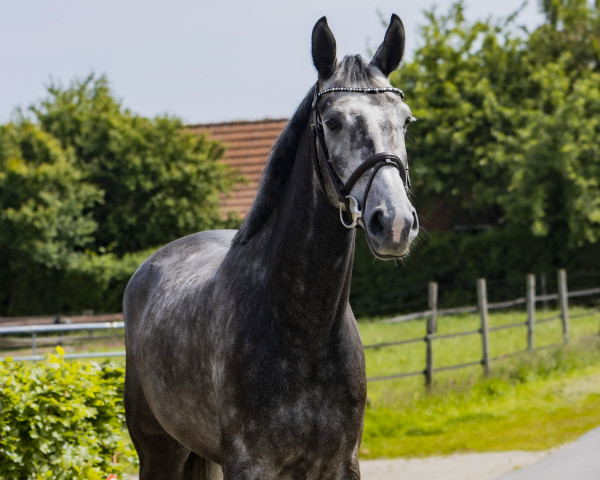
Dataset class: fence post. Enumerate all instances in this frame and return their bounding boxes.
[540,273,548,310]
[526,274,536,351]
[477,278,490,376]
[425,281,438,389]
[558,269,570,343]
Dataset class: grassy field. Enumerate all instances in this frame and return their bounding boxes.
[358,306,600,458]
[358,306,600,383]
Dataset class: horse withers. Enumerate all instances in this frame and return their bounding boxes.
[123,14,418,480]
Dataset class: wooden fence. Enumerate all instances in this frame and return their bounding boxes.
[364,269,600,386]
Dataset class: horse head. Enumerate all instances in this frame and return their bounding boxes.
[311,14,419,259]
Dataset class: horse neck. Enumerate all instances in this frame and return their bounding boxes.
[241,128,356,342]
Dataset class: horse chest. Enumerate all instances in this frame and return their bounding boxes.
[220,343,366,471]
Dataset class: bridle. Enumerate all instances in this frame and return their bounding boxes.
[311,83,411,229]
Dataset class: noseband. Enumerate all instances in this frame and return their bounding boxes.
[311,84,410,229]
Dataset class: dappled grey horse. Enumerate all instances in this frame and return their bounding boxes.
[123,14,418,480]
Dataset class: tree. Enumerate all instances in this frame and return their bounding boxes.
[0,121,101,314]
[393,0,600,250]
[502,0,600,248]
[30,75,238,255]
[0,75,239,315]
[394,2,529,227]
[501,61,600,248]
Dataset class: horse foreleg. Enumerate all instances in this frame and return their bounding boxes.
[220,460,281,480]
[183,453,224,480]
[124,357,190,479]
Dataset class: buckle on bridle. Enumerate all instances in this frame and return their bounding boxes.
[339,195,362,229]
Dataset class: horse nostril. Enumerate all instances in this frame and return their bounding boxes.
[411,209,419,233]
[368,210,385,239]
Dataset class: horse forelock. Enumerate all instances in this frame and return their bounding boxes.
[327,55,388,90]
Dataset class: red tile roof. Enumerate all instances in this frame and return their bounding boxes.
[188,119,288,218]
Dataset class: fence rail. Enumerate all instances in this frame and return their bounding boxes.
[1,270,599,383]
[384,286,600,324]
[0,313,122,327]
[0,322,125,361]
[367,269,600,386]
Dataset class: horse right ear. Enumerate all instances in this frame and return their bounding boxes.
[312,17,337,80]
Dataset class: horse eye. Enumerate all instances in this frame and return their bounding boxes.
[325,119,341,132]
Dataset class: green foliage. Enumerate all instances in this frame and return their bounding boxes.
[501,0,600,246]
[0,74,238,316]
[59,249,155,315]
[394,0,600,247]
[396,1,528,226]
[0,348,137,479]
[0,122,102,314]
[30,75,238,255]
[0,122,100,268]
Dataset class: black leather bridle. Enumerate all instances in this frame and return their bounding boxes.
[311,83,411,228]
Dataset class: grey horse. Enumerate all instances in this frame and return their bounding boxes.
[123,14,418,480]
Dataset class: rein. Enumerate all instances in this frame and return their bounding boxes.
[311,83,410,229]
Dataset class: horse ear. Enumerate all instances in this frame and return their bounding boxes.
[312,17,337,80]
[370,14,405,77]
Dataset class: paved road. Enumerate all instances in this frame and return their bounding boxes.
[359,451,548,480]
[493,427,600,480]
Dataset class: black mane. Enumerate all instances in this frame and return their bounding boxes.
[232,85,316,246]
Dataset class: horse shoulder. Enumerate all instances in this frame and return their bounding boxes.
[123,229,237,331]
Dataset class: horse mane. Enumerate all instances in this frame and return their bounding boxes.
[232,85,317,246]
[232,56,380,246]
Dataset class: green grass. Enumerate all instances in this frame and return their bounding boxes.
[357,306,600,458]
[358,306,600,383]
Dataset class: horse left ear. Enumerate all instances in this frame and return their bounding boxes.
[370,14,405,77]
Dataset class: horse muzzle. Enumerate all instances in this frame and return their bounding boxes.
[364,203,419,259]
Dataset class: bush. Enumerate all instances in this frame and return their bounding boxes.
[0,348,136,479]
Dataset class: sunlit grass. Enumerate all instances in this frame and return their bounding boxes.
[358,306,600,459]
[358,306,600,384]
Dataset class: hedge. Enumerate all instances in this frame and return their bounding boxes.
[0,348,137,479]
[350,226,600,318]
